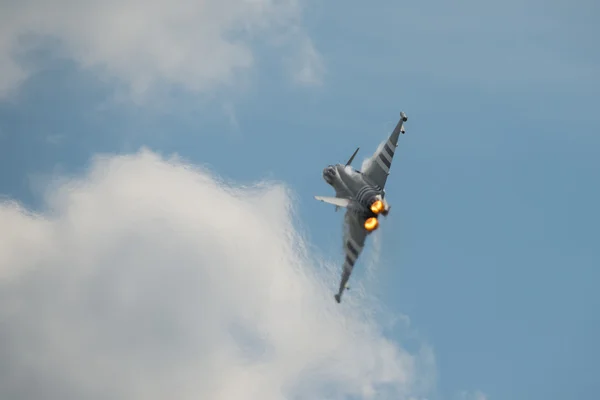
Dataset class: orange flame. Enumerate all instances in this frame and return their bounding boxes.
[370,200,384,214]
[364,217,379,231]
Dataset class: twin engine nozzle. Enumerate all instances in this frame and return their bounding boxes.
[370,200,385,214]
[369,198,389,216]
[364,198,390,231]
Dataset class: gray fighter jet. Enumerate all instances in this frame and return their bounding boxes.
[315,111,408,303]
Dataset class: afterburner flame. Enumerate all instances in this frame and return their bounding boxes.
[364,217,379,231]
[370,200,384,214]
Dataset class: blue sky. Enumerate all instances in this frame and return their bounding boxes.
[1,1,599,399]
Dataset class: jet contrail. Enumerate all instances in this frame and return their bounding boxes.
[364,228,382,283]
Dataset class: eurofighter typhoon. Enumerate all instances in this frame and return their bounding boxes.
[315,112,408,303]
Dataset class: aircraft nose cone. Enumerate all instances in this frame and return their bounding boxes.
[322,166,336,184]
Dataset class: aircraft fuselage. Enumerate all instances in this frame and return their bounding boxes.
[322,164,386,218]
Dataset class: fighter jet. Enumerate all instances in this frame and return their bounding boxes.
[315,111,408,303]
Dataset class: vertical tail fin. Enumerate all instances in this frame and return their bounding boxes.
[346,147,359,166]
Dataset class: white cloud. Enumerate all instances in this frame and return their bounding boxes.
[0,149,433,399]
[287,36,325,86]
[0,0,323,100]
[457,390,488,400]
